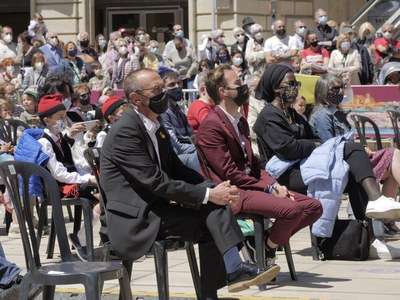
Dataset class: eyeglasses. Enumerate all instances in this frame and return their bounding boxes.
[281,81,302,88]
[384,30,392,34]
[329,85,344,91]
[138,85,165,95]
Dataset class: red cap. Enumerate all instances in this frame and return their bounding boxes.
[38,94,66,117]
[118,28,127,34]
[102,96,125,120]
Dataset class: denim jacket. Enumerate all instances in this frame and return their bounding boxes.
[310,105,353,142]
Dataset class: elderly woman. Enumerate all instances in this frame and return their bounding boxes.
[110,37,140,89]
[328,33,361,85]
[245,23,266,75]
[231,26,249,55]
[253,65,400,252]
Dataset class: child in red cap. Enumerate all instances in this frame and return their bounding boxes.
[37,93,99,261]
[95,96,128,147]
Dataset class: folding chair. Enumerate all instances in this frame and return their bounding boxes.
[387,110,400,149]
[0,161,132,300]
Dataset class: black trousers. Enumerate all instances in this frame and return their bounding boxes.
[277,142,374,221]
[153,202,244,292]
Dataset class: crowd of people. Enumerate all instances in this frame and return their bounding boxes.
[0,7,399,300]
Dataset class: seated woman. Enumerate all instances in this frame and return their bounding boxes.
[310,74,400,240]
[253,64,400,258]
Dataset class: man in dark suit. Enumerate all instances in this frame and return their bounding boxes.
[100,68,280,299]
[196,65,323,263]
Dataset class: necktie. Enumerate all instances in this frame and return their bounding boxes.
[56,136,63,153]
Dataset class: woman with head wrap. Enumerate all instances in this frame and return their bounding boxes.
[254,65,400,258]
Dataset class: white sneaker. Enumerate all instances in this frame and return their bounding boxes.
[369,239,400,259]
[8,223,21,238]
[366,196,400,219]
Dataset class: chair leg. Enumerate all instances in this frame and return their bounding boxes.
[83,276,102,300]
[118,267,134,300]
[283,243,297,281]
[153,241,169,300]
[310,226,320,261]
[253,215,267,291]
[73,205,82,233]
[42,285,56,300]
[46,219,56,259]
[5,210,12,233]
[80,199,94,262]
[67,205,74,222]
[122,259,134,281]
[18,273,34,300]
[186,242,201,300]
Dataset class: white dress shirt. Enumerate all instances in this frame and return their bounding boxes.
[38,128,92,184]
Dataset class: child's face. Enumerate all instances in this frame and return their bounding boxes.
[0,107,12,119]
[22,94,36,113]
[293,99,306,115]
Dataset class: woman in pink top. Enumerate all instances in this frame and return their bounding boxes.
[187,71,215,133]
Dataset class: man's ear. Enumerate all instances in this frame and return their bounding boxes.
[129,91,140,106]
[218,86,226,98]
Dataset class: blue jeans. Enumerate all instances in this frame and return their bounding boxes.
[178,152,200,173]
[0,242,21,287]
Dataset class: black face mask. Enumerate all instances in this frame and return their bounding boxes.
[232,84,249,107]
[281,85,298,103]
[80,40,89,48]
[276,29,286,36]
[166,87,183,102]
[79,95,90,105]
[148,91,169,114]
[327,90,344,105]
[310,41,319,47]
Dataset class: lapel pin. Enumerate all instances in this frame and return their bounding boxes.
[160,131,166,139]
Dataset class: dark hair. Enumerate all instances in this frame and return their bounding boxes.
[216,46,231,65]
[18,31,32,45]
[159,69,179,81]
[230,49,248,70]
[38,73,73,101]
[205,65,231,105]
[199,59,214,72]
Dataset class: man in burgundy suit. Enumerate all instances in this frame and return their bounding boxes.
[196,65,323,263]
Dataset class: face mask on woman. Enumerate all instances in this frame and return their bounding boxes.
[327,89,344,105]
[232,57,243,66]
[119,46,128,55]
[98,39,107,48]
[341,42,351,51]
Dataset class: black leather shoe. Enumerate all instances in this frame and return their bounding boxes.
[227,261,280,293]
[68,233,87,261]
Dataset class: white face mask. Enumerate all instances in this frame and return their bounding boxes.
[297,27,306,36]
[366,33,374,40]
[6,65,14,74]
[151,47,158,54]
[384,31,393,40]
[63,97,71,110]
[254,32,263,40]
[49,37,58,47]
[119,46,128,55]
[53,119,67,133]
[341,42,351,51]
[232,57,243,66]
[35,62,44,71]
[3,34,12,44]
[206,40,212,48]
[236,35,245,43]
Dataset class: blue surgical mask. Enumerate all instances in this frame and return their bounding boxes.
[319,16,328,25]
[175,30,184,38]
[232,57,243,66]
[98,39,107,48]
[297,27,306,36]
[218,55,228,63]
[341,42,351,51]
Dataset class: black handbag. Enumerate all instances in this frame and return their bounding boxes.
[317,219,369,261]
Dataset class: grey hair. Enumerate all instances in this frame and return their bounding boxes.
[250,23,263,35]
[116,37,128,46]
[314,8,327,19]
[314,74,343,106]
[123,68,159,99]
[77,32,89,41]
[109,31,121,41]
[294,20,305,28]
[233,27,245,36]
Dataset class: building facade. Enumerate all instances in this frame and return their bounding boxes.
[0,0,397,47]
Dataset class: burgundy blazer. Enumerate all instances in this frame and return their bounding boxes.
[196,106,275,212]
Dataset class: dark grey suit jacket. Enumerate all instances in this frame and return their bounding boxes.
[100,108,210,260]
